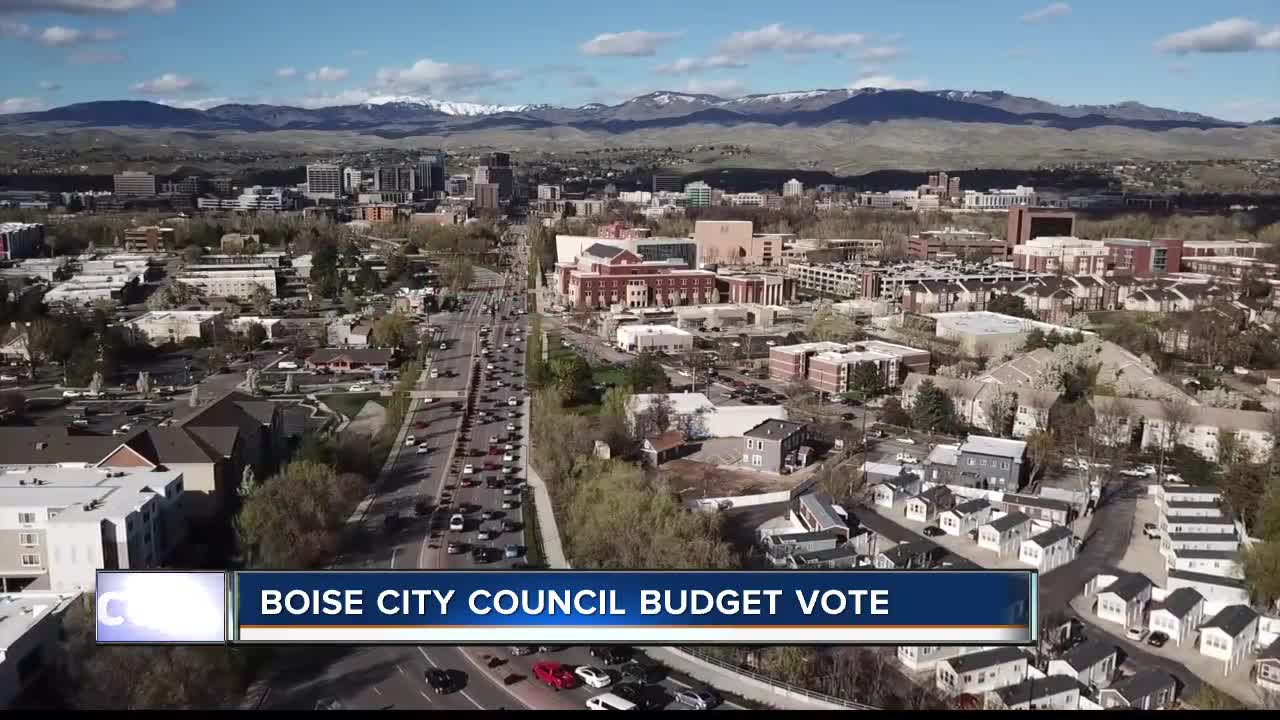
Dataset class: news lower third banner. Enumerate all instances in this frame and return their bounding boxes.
[95,569,1036,645]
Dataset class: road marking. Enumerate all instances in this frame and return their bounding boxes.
[397,664,406,675]
[389,547,398,569]
[418,690,433,704]
[373,687,382,696]
[417,646,438,668]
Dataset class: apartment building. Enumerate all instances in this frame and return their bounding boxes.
[196,186,296,212]
[0,592,78,707]
[769,340,930,393]
[0,223,45,261]
[1182,239,1269,259]
[113,171,156,196]
[1104,238,1183,275]
[962,186,1038,210]
[743,419,810,474]
[555,244,716,310]
[0,467,187,593]
[1012,236,1110,274]
[783,178,804,197]
[906,228,1010,260]
[175,264,278,297]
[125,310,224,345]
[684,181,712,208]
[374,165,415,193]
[305,163,343,199]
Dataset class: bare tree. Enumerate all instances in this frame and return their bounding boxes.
[1157,400,1196,482]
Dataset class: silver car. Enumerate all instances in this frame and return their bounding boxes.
[675,689,719,710]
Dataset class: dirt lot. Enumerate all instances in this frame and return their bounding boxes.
[660,458,796,501]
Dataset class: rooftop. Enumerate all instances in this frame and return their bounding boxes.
[960,436,1027,459]
[994,675,1084,706]
[1099,572,1153,602]
[950,497,990,515]
[1059,639,1117,671]
[1200,604,1259,637]
[744,419,806,440]
[0,592,79,654]
[1101,670,1175,704]
[1003,493,1071,513]
[1150,587,1203,619]
[0,466,182,522]
[929,311,1092,338]
[927,443,960,466]
[797,492,846,532]
[617,324,693,337]
[944,646,1027,674]
[986,511,1031,533]
[1026,524,1074,548]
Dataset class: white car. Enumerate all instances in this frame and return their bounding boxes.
[417,444,429,455]
[1165,472,1184,483]
[277,360,299,370]
[487,364,495,370]
[506,423,517,432]
[0,374,18,382]
[898,437,916,445]
[405,436,417,446]
[896,452,919,465]
[677,370,691,378]
[61,390,82,398]
[449,514,465,532]
[575,666,612,689]
[1119,467,1149,478]
[503,453,516,463]
[463,464,475,475]
[504,443,515,451]
[507,397,518,407]
[429,369,440,378]
[348,385,367,393]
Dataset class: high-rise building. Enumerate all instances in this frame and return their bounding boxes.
[416,153,446,194]
[343,167,364,194]
[113,171,156,196]
[305,163,343,199]
[1006,207,1077,250]
[685,181,712,208]
[375,166,415,193]
[0,222,46,260]
[208,176,234,195]
[474,182,499,210]
[486,152,511,168]
[446,175,470,196]
[537,184,563,200]
[653,174,682,193]
[783,178,804,197]
[161,176,202,195]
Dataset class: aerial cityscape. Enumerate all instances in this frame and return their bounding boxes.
[0,0,1279,712]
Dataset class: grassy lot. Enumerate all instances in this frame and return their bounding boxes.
[319,392,386,419]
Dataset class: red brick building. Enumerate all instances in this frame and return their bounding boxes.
[1006,207,1077,250]
[555,243,717,309]
[769,340,930,392]
[1103,237,1183,276]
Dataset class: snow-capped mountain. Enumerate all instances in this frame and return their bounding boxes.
[360,95,540,116]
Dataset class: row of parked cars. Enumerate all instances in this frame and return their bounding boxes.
[514,646,721,710]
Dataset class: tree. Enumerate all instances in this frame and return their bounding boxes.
[550,354,592,404]
[443,257,474,291]
[355,264,381,291]
[1242,542,1280,612]
[624,351,668,392]
[372,310,415,349]
[341,288,361,315]
[632,393,676,439]
[984,389,1018,438]
[182,244,204,264]
[385,251,408,282]
[146,282,201,311]
[880,397,911,428]
[1026,430,1059,484]
[243,322,268,349]
[1156,400,1196,481]
[206,350,228,374]
[848,362,884,399]
[987,293,1037,319]
[807,301,864,343]
[234,460,364,568]
[909,379,957,434]
[249,286,273,316]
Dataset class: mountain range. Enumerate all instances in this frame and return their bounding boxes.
[0,88,1266,135]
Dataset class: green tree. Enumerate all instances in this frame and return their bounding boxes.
[1242,542,1280,611]
[848,362,884,398]
[249,286,273,316]
[880,397,911,428]
[182,244,205,264]
[625,351,668,392]
[244,322,268,349]
[808,301,864,343]
[988,293,1037,319]
[235,460,364,568]
[909,379,957,434]
[356,264,381,291]
[341,288,361,315]
[550,354,593,404]
[443,257,475,291]
[385,251,408,282]
[146,282,201,311]
[372,310,415,350]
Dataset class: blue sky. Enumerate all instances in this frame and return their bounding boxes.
[0,0,1277,120]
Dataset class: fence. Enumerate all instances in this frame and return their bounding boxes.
[670,646,880,710]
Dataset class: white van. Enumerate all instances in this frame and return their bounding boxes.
[585,693,638,711]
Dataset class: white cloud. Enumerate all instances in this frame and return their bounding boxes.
[131,72,203,95]
[1156,18,1280,54]
[274,66,297,79]
[580,30,683,57]
[655,55,746,75]
[307,66,349,82]
[374,58,522,93]
[293,89,376,109]
[0,20,31,37]
[66,48,123,63]
[0,97,49,114]
[155,96,230,110]
[37,80,60,90]
[1020,2,1071,23]
[855,46,906,62]
[0,0,176,14]
[682,78,747,97]
[848,73,929,91]
[717,23,865,55]
[37,25,122,46]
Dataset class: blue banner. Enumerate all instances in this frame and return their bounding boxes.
[233,570,1035,645]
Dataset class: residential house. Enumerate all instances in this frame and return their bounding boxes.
[306,348,394,374]
[875,539,948,570]
[786,544,863,570]
[1165,570,1250,616]
[1168,548,1243,579]
[0,592,78,707]
[1146,587,1205,648]
[904,373,1059,439]
[979,340,1192,405]
[641,430,685,466]
[1090,572,1153,631]
[1198,605,1260,675]
[1095,398,1274,463]
[1098,670,1177,710]
[1046,639,1118,690]
[986,675,1085,711]
[938,497,993,537]
[762,531,842,567]
[1256,639,1280,694]
[328,316,374,347]
[178,390,287,506]
[905,486,955,524]
[871,472,923,509]
[742,419,809,474]
[1002,493,1074,526]
[898,645,987,674]
[952,436,1028,492]
[792,492,849,542]
[978,512,1032,557]
[935,647,1030,696]
[1020,525,1076,572]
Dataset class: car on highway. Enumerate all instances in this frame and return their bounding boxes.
[898,437,917,445]
[404,436,417,446]
[449,514,465,532]
[417,444,429,455]
[896,452,919,464]
[480,510,496,521]
[502,484,520,495]
[429,369,440,379]
[462,464,475,475]
[0,374,18,383]
[489,435,501,445]
[446,540,466,554]
[425,668,456,694]
[1143,523,1161,539]
[471,546,493,564]
[503,452,516,462]
[62,390,83,398]
[574,665,612,689]
[504,544,522,559]
[348,384,368,393]
[532,662,579,690]
[277,361,300,370]
[675,688,720,710]
[507,397,518,406]
[619,660,659,684]
[477,526,496,541]
[501,498,519,509]
[502,466,516,476]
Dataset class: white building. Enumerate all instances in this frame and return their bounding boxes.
[1045,639,1117,690]
[176,265,278,297]
[1198,605,1260,675]
[113,171,156,196]
[618,190,653,205]
[1019,525,1075,572]
[1165,570,1250,616]
[938,497,992,537]
[626,393,786,440]
[962,186,1038,210]
[977,512,1031,557]
[43,270,143,308]
[1090,572,1152,631]
[343,167,365,193]
[615,324,694,354]
[1146,586,1204,648]
[936,647,1029,696]
[987,675,1085,711]
[125,310,223,345]
[1154,484,1239,572]
[904,486,953,524]
[1012,236,1110,275]
[0,467,187,593]
[897,645,987,674]
[305,163,342,199]
[783,178,804,197]
[685,181,712,208]
[0,592,78,707]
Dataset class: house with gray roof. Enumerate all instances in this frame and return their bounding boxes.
[1099,669,1177,709]
[1046,639,1118,690]
[1147,587,1204,648]
[977,511,1032,557]
[1002,492,1074,526]
[1020,524,1076,571]
[792,492,848,541]
[988,674,1086,710]
[1088,571,1153,631]
[1198,604,1260,675]
[935,647,1029,696]
[1256,638,1280,694]
[938,496,993,537]
[904,485,954,524]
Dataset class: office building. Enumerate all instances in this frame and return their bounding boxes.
[343,167,365,194]
[161,176,202,195]
[1013,236,1110,274]
[0,223,46,261]
[446,175,469,196]
[653,174,683,193]
[783,178,804,197]
[615,324,695,354]
[354,204,398,223]
[0,466,187,593]
[1104,237,1184,275]
[473,183,499,210]
[1181,239,1269,259]
[963,186,1038,210]
[907,227,1010,260]
[125,310,224,344]
[122,225,175,252]
[1006,207,1077,249]
[113,171,157,196]
[374,166,415,193]
[175,264,279,297]
[207,176,234,195]
[305,163,343,199]
[415,154,445,194]
[692,220,787,266]
[555,233,697,269]
[537,184,563,200]
[769,340,930,392]
[685,181,713,208]
[555,244,716,309]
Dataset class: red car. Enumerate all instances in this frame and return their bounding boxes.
[532,662,579,690]
[415,420,428,429]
